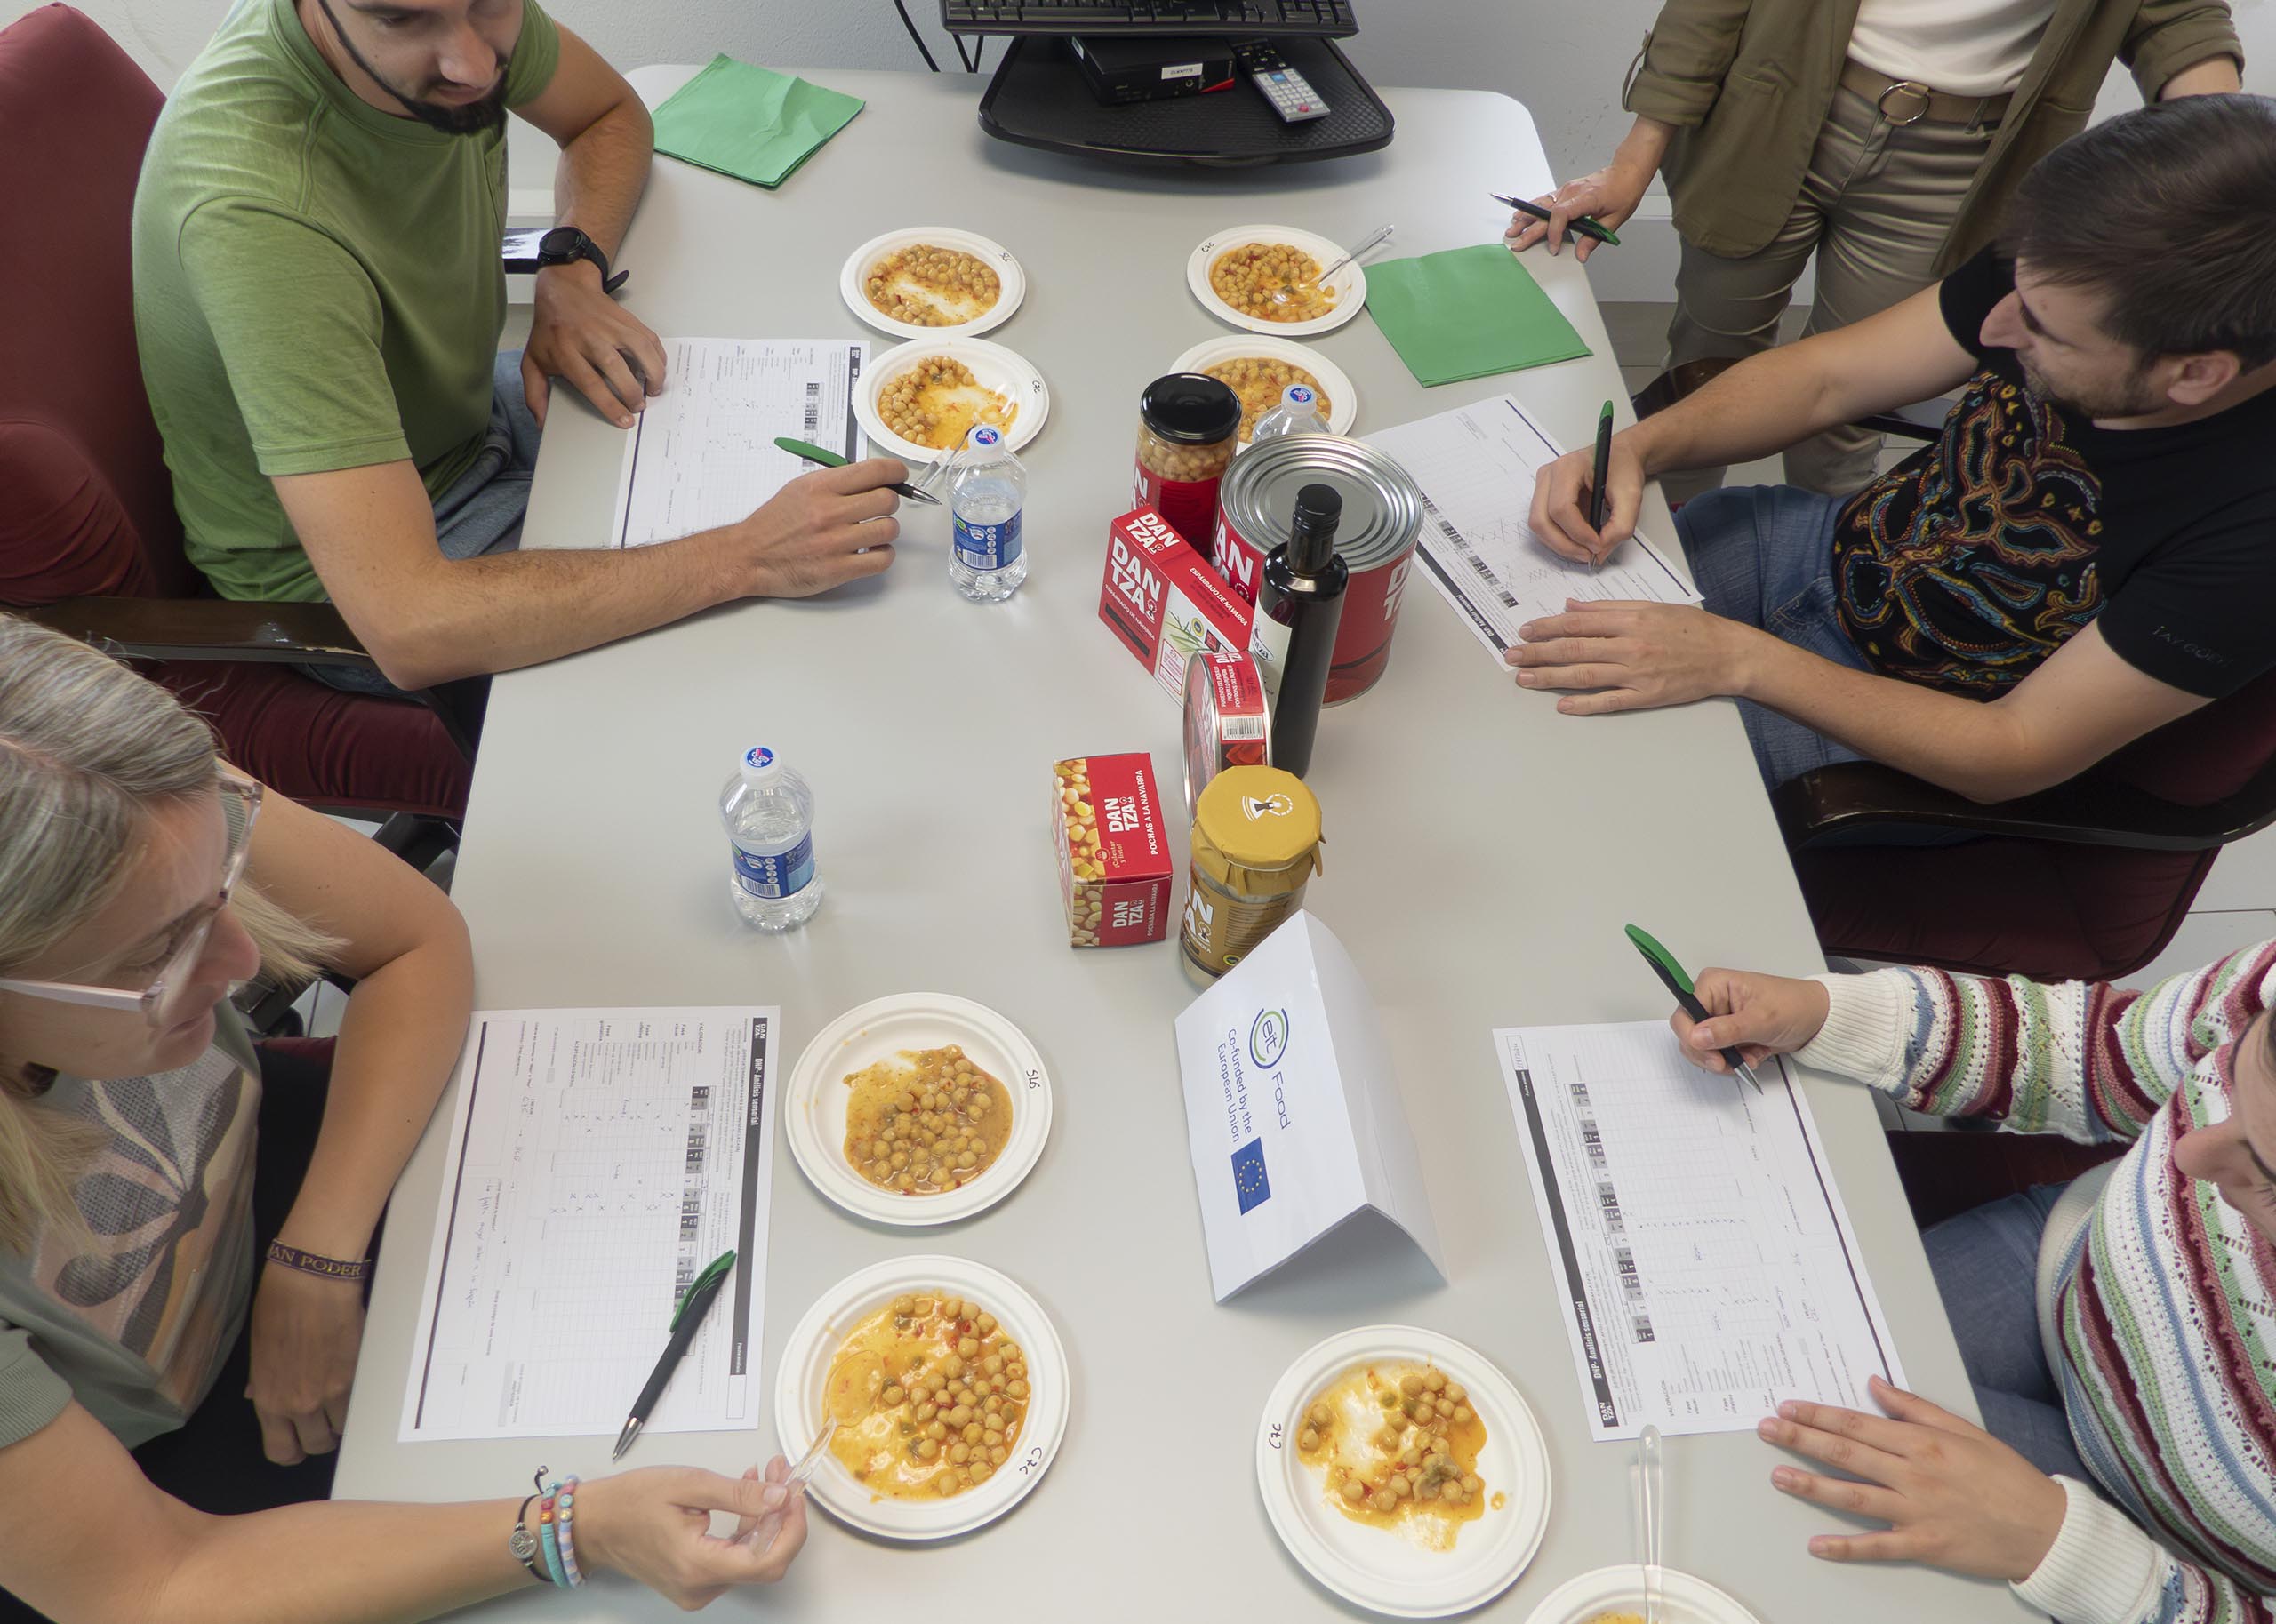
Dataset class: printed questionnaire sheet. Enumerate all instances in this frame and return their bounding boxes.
[399,1008,780,1443]
[1495,1022,1903,1441]
[1367,396,1698,661]
[612,338,866,548]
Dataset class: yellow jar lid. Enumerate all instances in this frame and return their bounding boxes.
[1194,766,1321,870]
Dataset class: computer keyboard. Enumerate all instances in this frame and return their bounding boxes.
[942,0,1357,37]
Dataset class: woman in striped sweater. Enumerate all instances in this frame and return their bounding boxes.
[1671,940,2276,1623]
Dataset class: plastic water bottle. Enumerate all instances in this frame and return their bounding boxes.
[1249,384,1330,445]
[949,425,1027,603]
[719,747,823,931]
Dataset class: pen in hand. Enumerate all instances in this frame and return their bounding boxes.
[1624,924,1764,1094]
[1585,399,1615,574]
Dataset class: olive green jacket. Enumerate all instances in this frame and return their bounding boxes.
[1624,0,2242,273]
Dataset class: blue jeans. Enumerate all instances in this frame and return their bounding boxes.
[1922,1185,2091,1483]
[1676,484,1869,790]
[307,350,539,698]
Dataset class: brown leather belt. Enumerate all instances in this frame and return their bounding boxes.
[1839,58,2012,129]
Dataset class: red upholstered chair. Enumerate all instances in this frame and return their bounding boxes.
[0,4,472,845]
[1775,668,2276,982]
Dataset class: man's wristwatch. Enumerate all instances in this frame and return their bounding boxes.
[535,226,629,294]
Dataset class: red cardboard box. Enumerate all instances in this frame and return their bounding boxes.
[1053,754,1174,948]
[1098,507,1254,704]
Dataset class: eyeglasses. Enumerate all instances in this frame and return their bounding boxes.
[0,766,265,1030]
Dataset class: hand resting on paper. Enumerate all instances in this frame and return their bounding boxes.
[731,459,910,597]
[1664,967,1831,1076]
[1759,1376,2066,1583]
[1505,600,1761,714]
[1528,436,1645,564]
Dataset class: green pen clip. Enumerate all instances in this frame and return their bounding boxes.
[670,1249,737,1330]
[773,436,845,468]
[1623,924,1695,996]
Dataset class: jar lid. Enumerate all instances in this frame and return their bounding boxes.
[1142,373,1242,445]
[1193,766,1320,876]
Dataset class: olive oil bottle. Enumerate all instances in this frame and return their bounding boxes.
[1246,483,1348,778]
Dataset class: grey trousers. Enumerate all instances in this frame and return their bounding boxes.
[1667,77,1999,497]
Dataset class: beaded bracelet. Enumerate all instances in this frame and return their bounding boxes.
[552,1476,585,1588]
[264,1239,371,1282]
[536,1486,569,1588]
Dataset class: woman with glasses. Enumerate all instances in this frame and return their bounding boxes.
[0,619,808,1623]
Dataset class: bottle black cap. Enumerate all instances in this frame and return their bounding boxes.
[1287,483,1343,574]
[1141,373,1243,445]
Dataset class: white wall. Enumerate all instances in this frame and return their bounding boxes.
[12,0,2270,300]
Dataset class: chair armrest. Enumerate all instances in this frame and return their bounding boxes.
[1773,758,2276,854]
[23,596,377,670]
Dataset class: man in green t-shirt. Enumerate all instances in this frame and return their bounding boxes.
[134,0,903,693]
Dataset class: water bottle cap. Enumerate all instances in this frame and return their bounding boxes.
[741,746,784,785]
[971,426,1003,448]
[1282,385,1316,407]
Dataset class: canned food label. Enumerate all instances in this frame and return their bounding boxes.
[732,833,814,900]
[1134,462,1219,550]
[954,509,1022,571]
[1212,512,1261,605]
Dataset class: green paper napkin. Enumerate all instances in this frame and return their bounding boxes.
[1364,244,1592,386]
[652,55,864,189]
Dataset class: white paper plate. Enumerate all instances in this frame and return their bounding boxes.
[1522,1565,1764,1624]
[1257,1326,1552,1619]
[1188,224,1369,337]
[774,1255,1070,1541]
[855,338,1049,464]
[785,993,1051,1228]
[840,227,1026,340]
[1170,334,1360,443]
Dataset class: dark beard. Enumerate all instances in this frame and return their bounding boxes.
[313,0,510,135]
[2021,356,2166,420]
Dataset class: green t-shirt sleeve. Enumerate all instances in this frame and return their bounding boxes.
[505,0,561,107]
[0,1324,71,1452]
[177,197,413,478]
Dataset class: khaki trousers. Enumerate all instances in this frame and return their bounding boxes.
[1667,77,2000,497]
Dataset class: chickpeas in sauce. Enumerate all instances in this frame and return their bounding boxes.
[865,244,1002,327]
[879,356,1018,452]
[843,1044,1013,1195]
[1297,1362,1489,1549]
[1210,243,1338,323]
[824,1292,1031,1500]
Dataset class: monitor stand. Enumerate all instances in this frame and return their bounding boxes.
[976,35,1393,168]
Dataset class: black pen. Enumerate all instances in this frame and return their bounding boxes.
[613,1249,737,1461]
[1490,192,1622,247]
[1586,399,1615,572]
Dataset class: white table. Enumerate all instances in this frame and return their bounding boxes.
[336,65,2033,1623]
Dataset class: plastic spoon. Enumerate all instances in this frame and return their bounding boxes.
[1635,1423,1664,1624]
[1270,223,1394,308]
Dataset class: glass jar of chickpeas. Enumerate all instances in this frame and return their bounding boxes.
[1181,764,1323,985]
[1133,373,1242,549]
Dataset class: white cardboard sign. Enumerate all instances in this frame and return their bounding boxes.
[1176,911,1446,1300]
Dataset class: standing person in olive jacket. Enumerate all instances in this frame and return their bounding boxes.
[1509,0,2240,495]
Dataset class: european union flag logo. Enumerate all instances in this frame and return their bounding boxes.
[1231,1138,1272,1213]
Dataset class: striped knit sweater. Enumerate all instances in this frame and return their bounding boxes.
[1793,940,2276,1624]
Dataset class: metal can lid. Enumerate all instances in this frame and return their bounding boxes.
[1141,373,1243,445]
[1217,434,1422,570]
[1193,765,1320,888]
[1182,649,1273,823]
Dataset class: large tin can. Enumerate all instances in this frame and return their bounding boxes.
[1182,648,1273,821]
[1180,765,1323,984]
[1210,436,1423,704]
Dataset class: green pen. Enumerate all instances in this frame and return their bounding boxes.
[613,1248,737,1460]
[1625,924,1764,1093]
[773,436,942,505]
[1491,192,1623,247]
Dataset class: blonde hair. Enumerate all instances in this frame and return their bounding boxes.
[0,617,337,1252]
